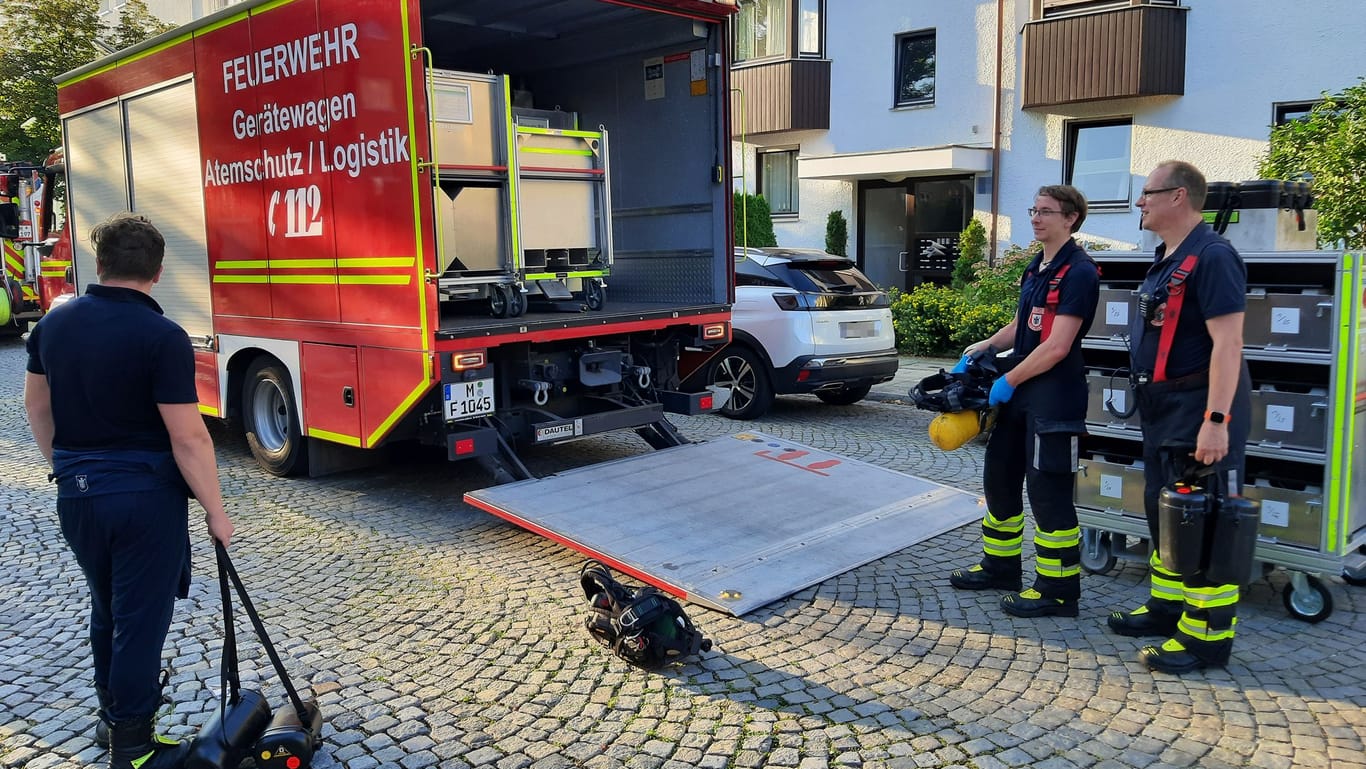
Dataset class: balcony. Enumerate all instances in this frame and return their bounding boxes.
[730,58,831,137]
[1022,2,1188,110]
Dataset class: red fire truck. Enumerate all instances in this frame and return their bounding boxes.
[54,0,737,478]
[1,150,75,333]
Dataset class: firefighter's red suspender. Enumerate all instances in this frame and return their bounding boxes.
[1152,254,1200,383]
[1040,263,1073,342]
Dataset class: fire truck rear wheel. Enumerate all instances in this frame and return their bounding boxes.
[243,359,308,476]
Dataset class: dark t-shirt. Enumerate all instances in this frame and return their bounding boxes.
[27,284,198,452]
[1130,223,1247,379]
[1012,238,1101,409]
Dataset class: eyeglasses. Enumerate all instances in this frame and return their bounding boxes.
[1138,186,1181,200]
[1027,207,1064,217]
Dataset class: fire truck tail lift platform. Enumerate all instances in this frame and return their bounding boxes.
[54,0,742,482]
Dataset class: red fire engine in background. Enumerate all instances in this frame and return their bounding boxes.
[1,149,75,333]
[54,0,737,479]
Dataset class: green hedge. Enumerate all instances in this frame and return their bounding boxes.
[890,241,1038,355]
[733,192,777,249]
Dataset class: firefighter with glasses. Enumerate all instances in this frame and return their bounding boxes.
[949,185,1099,618]
[1107,161,1252,674]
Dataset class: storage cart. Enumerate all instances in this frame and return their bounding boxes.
[1075,250,1366,622]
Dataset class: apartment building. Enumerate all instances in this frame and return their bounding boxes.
[730,0,1361,290]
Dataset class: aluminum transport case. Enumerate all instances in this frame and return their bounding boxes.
[1076,251,1366,622]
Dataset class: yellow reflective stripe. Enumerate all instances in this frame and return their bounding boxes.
[521,147,594,157]
[983,534,1022,549]
[212,275,268,284]
[40,260,71,267]
[56,60,117,88]
[339,275,411,285]
[983,542,1023,557]
[367,378,431,447]
[267,275,335,284]
[39,271,67,278]
[308,427,361,447]
[505,76,522,266]
[986,512,1025,530]
[195,8,251,36]
[517,126,601,139]
[1183,587,1239,609]
[523,270,609,280]
[1150,582,1184,602]
[1178,616,1236,641]
[271,259,337,269]
[337,257,415,268]
[23,285,40,298]
[216,260,269,269]
[1035,528,1081,548]
[1035,557,1080,578]
[1328,254,1357,550]
[5,255,23,273]
[198,404,221,417]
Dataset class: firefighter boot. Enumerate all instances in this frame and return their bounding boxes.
[108,716,188,769]
[94,684,112,749]
[1139,635,1231,674]
[949,510,1024,591]
[1108,551,1184,637]
[96,671,172,749]
[1000,588,1078,618]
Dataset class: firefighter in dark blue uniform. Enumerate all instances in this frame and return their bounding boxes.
[25,213,235,769]
[949,185,1100,617]
[1106,161,1252,674]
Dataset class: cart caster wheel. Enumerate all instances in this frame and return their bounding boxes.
[585,279,605,311]
[1343,567,1366,587]
[1080,528,1117,575]
[1283,575,1333,623]
[489,285,510,318]
[508,286,526,317]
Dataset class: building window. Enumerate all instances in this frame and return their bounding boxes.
[894,30,935,107]
[798,0,823,57]
[758,149,799,216]
[1274,100,1320,125]
[734,0,788,64]
[1065,119,1132,207]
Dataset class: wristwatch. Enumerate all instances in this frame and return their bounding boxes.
[1204,410,1227,424]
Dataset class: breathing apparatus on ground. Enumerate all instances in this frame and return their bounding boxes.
[909,346,1001,451]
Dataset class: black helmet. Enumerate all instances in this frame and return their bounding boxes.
[909,348,1000,414]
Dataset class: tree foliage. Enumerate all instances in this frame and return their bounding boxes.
[0,0,171,163]
[1260,78,1366,249]
[733,192,777,249]
[824,209,848,256]
[951,218,987,290]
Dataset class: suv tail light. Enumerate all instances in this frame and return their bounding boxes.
[772,292,889,311]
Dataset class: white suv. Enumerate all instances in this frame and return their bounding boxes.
[708,247,898,419]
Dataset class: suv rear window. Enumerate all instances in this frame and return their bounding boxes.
[769,260,879,294]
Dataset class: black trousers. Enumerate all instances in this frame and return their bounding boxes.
[982,398,1083,600]
[58,488,189,723]
[1136,363,1251,653]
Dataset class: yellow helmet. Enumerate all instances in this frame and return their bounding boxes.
[929,410,986,451]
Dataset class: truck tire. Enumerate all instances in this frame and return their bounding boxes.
[242,358,308,476]
[708,346,773,420]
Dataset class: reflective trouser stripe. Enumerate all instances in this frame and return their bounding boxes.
[982,511,1024,558]
[1149,549,1184,603]
[1179,581,1239,642]
[1034,527,1081,578]
[1178,615,1237,642]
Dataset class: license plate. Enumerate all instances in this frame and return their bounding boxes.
[841,321,875,338]
[444,378,495,420]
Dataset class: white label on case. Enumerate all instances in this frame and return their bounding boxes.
[1106,301,1129,326]
[1265,404,1295,432]
[1271,307,1300,334]
[1102,388,1127,415]
[1099,475,1123,499]
[1261,499,1290,527]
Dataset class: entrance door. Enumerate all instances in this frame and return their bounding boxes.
[858,177,973,291]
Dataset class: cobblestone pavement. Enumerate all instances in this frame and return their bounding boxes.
[2,340,1363,769]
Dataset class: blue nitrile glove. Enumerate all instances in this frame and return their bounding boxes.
[989,376,1015,407]
[950,354,972,374]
